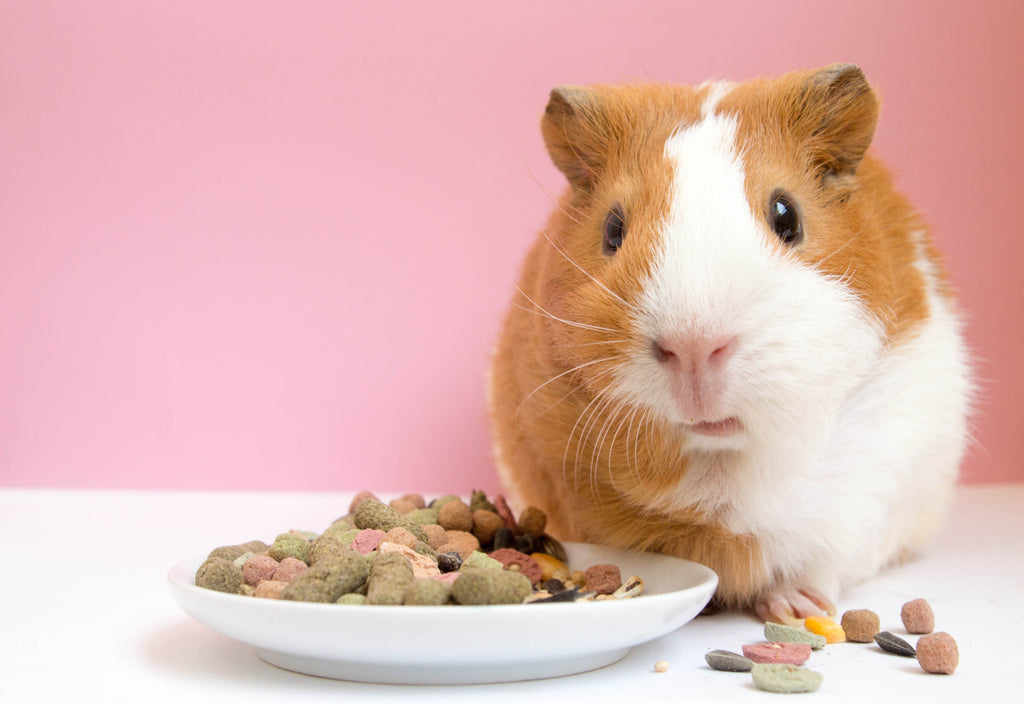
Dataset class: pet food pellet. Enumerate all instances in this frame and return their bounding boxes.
[383,527,419,548]
[431,494,462,510]
[489,548,543,585]
[764,621,826,650]
[492,495,518,532]
[901,598,935,634]
[389,497,418,514]
[841,608,881,642]
[451,566,533,605]
[471,509,504,544]
[654,660,669,673]
[195,557,244,594]
[874,631,916,657]
[542,578,566,594]
[350,528,386,555]
[460,550,503,570]
[241,554,279,587]
[403,577,453,606]
[307,533,349,564]
[365,552,415,605]
[208,540,270,563]
[916,632,957,674]
[271,556,308,583]
[532,553,570,582]
[336,592,367,605]
[282,548,369,603]
[514,533,541,554]
[422,523,448,550]
[268,532,310,564]
[405,507,441,525]
[751,663,824,693]
[354,499,430,543]
[439,499,474,532]
[400,492,426,509]
[253,579,287,599]
[584,564,622,595]
[704,649,755,672]
[742,642,812,665]
[805,614,846,643]
[517,506,548,535]
[492,527,514,550]
[379,541,441,577]
[469,489,496,513]
[437,529,480,559]
[437,551,463,572]
[412,540,437,559]
[348,490,378,513]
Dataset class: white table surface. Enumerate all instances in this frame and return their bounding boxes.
[1,485,1021,702]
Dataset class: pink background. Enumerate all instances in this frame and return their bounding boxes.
[2,1,1022,492]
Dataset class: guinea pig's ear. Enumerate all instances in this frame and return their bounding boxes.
[541,86,606,191]
[794,64,879,178]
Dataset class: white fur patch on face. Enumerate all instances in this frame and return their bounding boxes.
[611,98,885,522]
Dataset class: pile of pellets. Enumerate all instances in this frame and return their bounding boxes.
[194,490,642,606]
[701,598,958,693]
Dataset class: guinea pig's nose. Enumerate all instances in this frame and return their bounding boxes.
[652,334,737,372]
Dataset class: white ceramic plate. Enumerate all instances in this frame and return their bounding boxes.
[168,542,717,685]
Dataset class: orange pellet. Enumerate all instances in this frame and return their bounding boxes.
[804,615,846,643]
[530,552,569,581]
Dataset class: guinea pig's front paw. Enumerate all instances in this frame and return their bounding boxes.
[754,587,837,626]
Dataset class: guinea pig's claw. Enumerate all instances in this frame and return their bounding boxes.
[755,587,837,626]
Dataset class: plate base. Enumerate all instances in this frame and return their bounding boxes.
[255,647,631,684]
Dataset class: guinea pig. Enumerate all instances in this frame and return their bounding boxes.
[488,64,971,624]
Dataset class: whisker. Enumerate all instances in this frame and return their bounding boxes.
[538,228,630,307]
[512,287,618,333]
[515,356,619,422]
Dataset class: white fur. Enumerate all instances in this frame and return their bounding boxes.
[608,106,969,598]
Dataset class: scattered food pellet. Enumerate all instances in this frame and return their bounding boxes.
[804,614,846,643]
[916,632,958,674]
[764,621,826,650]
[705,649,755,672]
[654,660,669,673]
[874,630,917,657]
[584,563,622,595]
[751,663,824,693]
[742,642,812,666]
[840,608,881,643]
[901,598,935,634]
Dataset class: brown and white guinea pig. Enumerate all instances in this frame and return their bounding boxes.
[488,64,971,623]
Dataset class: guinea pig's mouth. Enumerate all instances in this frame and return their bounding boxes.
[684,417,743,437]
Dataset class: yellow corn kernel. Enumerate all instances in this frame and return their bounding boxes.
[804,615,847,644]
[530,553,569,582]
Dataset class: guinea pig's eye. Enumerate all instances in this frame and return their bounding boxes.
[768,191,803,246]
[603,204,626,255]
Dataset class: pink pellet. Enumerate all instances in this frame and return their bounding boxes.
[489,548,543,585]
[271,557,308,583]
[242,554,279,587]
[351,528,386,555]
[378,541,441,577]
[742,642,812,666]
